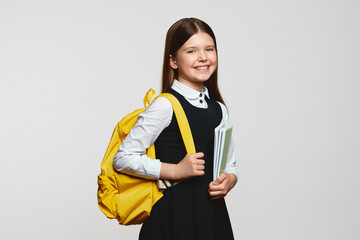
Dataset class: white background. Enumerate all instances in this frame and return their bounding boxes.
[1,0,359,239]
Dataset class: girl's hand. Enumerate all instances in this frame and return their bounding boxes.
[174,152,205,180]
[208,173,237,200]
[160,152,205,180]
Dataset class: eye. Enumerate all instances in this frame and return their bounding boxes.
[187,50,195,54]
[206,48,215,52]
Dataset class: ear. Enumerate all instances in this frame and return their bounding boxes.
[169,54,178,69]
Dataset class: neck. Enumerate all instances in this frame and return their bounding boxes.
[177,79,203,92]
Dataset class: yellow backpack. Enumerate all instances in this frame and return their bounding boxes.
[97,89,195,225]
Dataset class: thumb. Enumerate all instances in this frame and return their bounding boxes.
[214,173,226,185]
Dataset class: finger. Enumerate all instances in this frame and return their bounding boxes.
[193,161,205,170]
[210,189,226,197]
[208,190,221,196]
[196,170,205,176]
[193,152,204,158]
[196,159,205,165]
[214,172,229,185]
[208,189,226,199]
[192,164,205,174]
[209,179,228,191]
[197,164,205,170]
[209,184,225,192]
[215,173,226,184]
[208,181,219,190]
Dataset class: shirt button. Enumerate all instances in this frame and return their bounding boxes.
[200,99,203,103]
[199,93,203,97]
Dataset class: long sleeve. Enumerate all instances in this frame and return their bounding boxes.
[113,80,238,181]
[113,97,173,179]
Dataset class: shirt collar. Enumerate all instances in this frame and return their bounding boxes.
[171,80,210,100]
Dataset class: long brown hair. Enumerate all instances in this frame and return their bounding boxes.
[161,17,225,105]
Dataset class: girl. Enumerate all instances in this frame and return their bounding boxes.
[113,17,238,240]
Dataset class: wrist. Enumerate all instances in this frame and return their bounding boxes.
[160,162,178,180]
[229,173,237,187]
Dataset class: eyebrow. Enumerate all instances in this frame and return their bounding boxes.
[184,45,216,50]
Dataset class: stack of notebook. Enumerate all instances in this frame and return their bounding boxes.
[213,122,233,181]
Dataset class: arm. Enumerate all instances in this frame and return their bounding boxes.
[113,97,173,179]
[113,97,206,180]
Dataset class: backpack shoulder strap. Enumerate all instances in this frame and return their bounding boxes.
[153,93,196,154]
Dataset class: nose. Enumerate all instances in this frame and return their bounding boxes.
[198,50,207,61]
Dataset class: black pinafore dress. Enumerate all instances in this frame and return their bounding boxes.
[139,89,234,240]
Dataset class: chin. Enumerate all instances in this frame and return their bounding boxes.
[196,75,213,82]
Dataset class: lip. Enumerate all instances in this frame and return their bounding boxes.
[194,65,210,71]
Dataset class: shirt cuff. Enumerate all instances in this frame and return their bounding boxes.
[140,155,162,179]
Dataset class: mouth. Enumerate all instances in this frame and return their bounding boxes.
[195,65,209,70]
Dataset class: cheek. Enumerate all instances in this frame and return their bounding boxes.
[209,53,217,64]
[177,56,192,66]
[179,57,198,69]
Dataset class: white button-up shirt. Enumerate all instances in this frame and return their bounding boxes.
[113,80,238,180]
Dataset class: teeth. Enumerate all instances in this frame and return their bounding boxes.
[196,66,208,70]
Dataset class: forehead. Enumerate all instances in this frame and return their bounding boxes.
[181,31,215,48]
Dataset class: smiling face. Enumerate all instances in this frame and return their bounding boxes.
[169,31,217,91]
